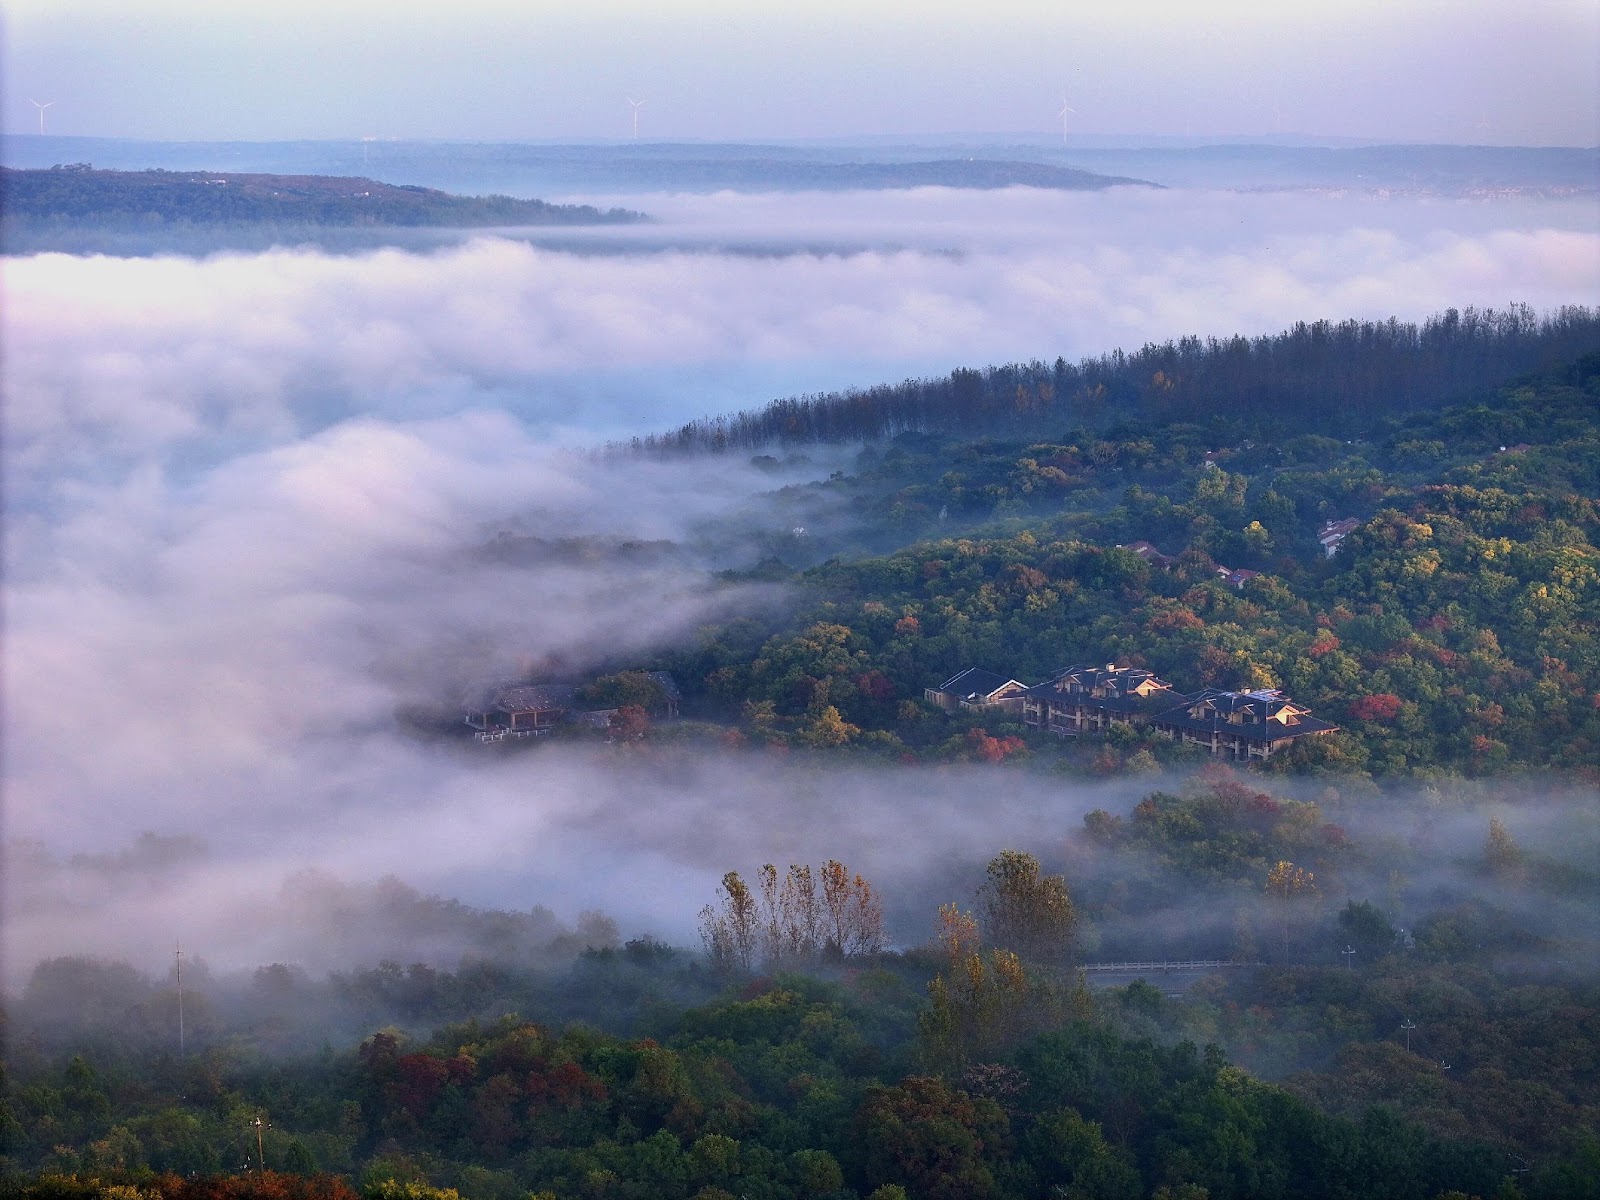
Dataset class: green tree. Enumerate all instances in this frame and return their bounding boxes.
[1264,860,1318,959]
[1484,816,1525,880]
[978,850,1077,965]
[1336,900,1398,961]
[1026,1107,1142,1200]
[851,1076,1008,1200]
[577,672,670,714]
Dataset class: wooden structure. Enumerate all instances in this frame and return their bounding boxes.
[646,671,683,719]
[1151,688,1339,761]
[924,668,1029,715]
[1118,540,1176,569]
[1022,664,1178,735]
[463,682,577,737]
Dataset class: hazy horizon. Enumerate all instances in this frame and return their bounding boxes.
[5,0,1596,146]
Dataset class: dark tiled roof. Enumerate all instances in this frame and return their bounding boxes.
[647,671,683,702]
[1119,540,1175,566]
[1154,688,1338,741]
[1026,664,1174,703]
[936,668,1024,700]
[465,682,577,713]
[497,684,577,712]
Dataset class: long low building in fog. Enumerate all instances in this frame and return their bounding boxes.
[1148,686,1340,761]
[938,661,1340,761]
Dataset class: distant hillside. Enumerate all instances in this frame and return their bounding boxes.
[0,139,1167,195]
[0,165,645,235]
[535,156,1156,192]
[10,136,1588,197]
[629,304,1600,452]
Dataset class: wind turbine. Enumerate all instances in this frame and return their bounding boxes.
[30,99,54,135]
[627,97,645,140]
[1057,97,1075,147]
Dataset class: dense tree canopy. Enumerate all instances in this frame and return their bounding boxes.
[657,355,1600,778]
[632,307,1598,450]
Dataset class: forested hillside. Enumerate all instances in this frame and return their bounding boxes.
[0,166,643,233]
[5,806,1596,1199]
[633,306,1600,450]
[646,351,1600,777]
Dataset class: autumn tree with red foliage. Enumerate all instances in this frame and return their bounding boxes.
[964,728,1026,764]
[151,1173,362,1200]
[1348,693,1403,721]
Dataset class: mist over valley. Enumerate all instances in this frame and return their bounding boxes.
[4,123,1600,1199]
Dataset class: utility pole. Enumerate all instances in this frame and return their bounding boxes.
[1400,1018,1417,1053]
[253,1115,270,1176]
[1341,945,1355,971]
[175,942,185,1056]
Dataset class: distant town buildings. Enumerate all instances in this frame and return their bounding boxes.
[1022,663,1177,735]
[1151,686,1338,762]
[463,683,577,739]
[1117,540,1263,589]
[463,672,681,742]
[1216,567,1261,589]
[940,662,1339,761]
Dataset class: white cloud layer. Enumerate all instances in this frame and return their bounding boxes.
[4,415,793,842]
[4,184,1597,984]
[7,188,1597,497]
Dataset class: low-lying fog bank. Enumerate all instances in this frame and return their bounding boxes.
[7,748,1595,989]
[6,183,1598,1000]
[8,188,1596,486]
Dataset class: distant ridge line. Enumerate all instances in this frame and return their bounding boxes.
[619,304,1600,454]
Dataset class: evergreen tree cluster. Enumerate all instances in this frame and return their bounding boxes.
[631,306,1599,451]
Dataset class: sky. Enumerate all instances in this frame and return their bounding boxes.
[4,0,1598,145]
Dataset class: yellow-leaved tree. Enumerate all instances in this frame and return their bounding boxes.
[1264,859,1318,958]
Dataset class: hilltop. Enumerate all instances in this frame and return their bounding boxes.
[0,164,644,252]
